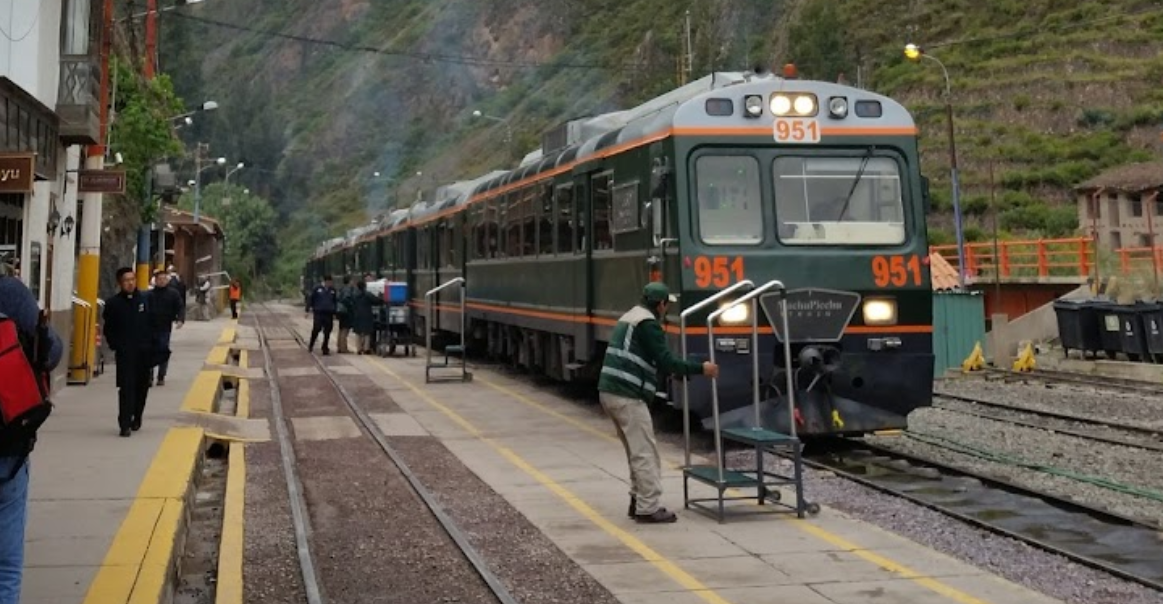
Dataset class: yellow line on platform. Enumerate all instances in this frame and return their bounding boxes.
[218,326,237,345]
[478,375,993,604]
[371,360,733,604]
[372,359,994,604]
[206,345,232,366]
[82,427,205,604]
[215,444,246,604]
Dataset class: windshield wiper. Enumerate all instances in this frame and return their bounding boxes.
[835,146,875,221]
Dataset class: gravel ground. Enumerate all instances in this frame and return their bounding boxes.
[935,397,1163,451]
[727,449,1163,604]
[273,338,501,603]
[392,437,623,604]
[936,377,1163,429]
[242,379,309,604]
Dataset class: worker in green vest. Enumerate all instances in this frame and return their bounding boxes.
[598,281,719,524]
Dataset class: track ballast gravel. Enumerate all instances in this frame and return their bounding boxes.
[727,450,1163,604]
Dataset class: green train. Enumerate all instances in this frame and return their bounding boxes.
[305,66,935,437]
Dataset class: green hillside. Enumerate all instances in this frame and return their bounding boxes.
[156,0,1163,290]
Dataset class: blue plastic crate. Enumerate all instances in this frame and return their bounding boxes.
[387,282,408,305]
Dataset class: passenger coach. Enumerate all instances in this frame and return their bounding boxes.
[306,66,935,437]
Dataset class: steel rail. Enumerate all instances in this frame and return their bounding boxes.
[253,310,326,604]
[934,391,1163,440]
[805,444,1163,593]
[260,304,517,604]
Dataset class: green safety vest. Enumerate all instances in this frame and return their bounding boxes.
[598,305,661,402]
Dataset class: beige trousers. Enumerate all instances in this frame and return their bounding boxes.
[599,392,663,515]
[337,327,351,353]
[358,334,372,352]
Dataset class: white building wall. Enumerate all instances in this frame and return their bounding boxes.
[0,0,62,108]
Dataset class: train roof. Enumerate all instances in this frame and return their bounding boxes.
[312,70,918,254]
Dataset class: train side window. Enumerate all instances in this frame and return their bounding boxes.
[591,173,613,251]
[574,184,587,254]
[505,194,522,258]
[694,155,764,245]
[555,185,573,255]
[485,200,499,259]
[522,188,537,257]
[538,185,554,255]
[445,222,457,267]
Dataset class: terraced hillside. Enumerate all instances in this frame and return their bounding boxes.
[156,0,1163,289]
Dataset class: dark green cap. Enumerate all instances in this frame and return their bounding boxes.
[643,282,678,304]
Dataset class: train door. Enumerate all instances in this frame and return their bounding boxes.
[648,154,680,285]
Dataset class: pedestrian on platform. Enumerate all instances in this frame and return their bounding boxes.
[228,278,242,319]
[167,265,186,302]
[597,282,718,524]
[349,280,384,354]
[103,267,157,436]
[148,270,185,387]
[0,268,62,603]
[335,276,356,354]
[306,275,338,355]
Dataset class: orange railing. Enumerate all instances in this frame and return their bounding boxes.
[1117,247,1163,275]
[929,237,1093,280]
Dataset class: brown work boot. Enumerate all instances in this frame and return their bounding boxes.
[634,508,677,523]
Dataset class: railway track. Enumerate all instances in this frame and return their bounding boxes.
[983,366,1163,395]
[805,442,1163,593]
[253,305,518,604]
[932,392,1163,452]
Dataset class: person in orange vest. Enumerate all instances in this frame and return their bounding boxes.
[228,279,242,319]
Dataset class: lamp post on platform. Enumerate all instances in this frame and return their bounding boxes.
[905,43,965,289]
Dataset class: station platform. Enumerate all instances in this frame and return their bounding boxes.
[29,302,1071,604]
[20,315,235,604]
[272,306,1064,604]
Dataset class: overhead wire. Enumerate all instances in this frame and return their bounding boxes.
[167,10,636,71]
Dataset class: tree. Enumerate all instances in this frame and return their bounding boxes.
[786,0,854,82]
[175,183,280,287]
[108,58,186,222]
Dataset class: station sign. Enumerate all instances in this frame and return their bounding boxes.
[0,153,34,193]
[78,169,127,194]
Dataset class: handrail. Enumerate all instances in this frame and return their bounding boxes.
[425,277,466,381]
[679,280,755,468]
[706,279,787,484]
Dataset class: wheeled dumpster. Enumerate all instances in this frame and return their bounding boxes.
[1053,299,1104,359]
[1110,304,1149,362]
[1133,302,1163,363]
[1093,302,1123,359]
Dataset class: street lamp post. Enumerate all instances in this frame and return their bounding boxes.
[193,142,227,223]
[225,161,245,187]
[905,43,966,288]
[472,110,513,159]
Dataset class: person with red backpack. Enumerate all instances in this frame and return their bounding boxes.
[0,270,62,603]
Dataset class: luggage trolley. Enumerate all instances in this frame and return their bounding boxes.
[369,280,415,357]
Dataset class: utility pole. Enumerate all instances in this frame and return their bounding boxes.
[145,0,158,78]
[69,0,115,384]
[194,142,206,222]
[990,159,1001,309]
[684,10,693,83]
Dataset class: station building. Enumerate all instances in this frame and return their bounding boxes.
[0,0,107,386]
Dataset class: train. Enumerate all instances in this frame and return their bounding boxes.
[304,66,936,438]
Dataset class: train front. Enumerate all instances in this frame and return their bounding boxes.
[669,73,935,437]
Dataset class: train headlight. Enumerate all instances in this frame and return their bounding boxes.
[862,299,898,326]
[828,96,849,118]
[719,301,750,325]
[793,94,816,116]
[744,95,764,118]
[770,95,792,116]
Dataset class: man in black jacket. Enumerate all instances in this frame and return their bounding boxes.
[148,270,185,386]
[103,267,156,436]
[306,275,337,355]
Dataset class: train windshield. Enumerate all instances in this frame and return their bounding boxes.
[693,155,765,245]
[772,156,905,246]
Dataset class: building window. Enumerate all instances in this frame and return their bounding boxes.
[1131,194,1143,218]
